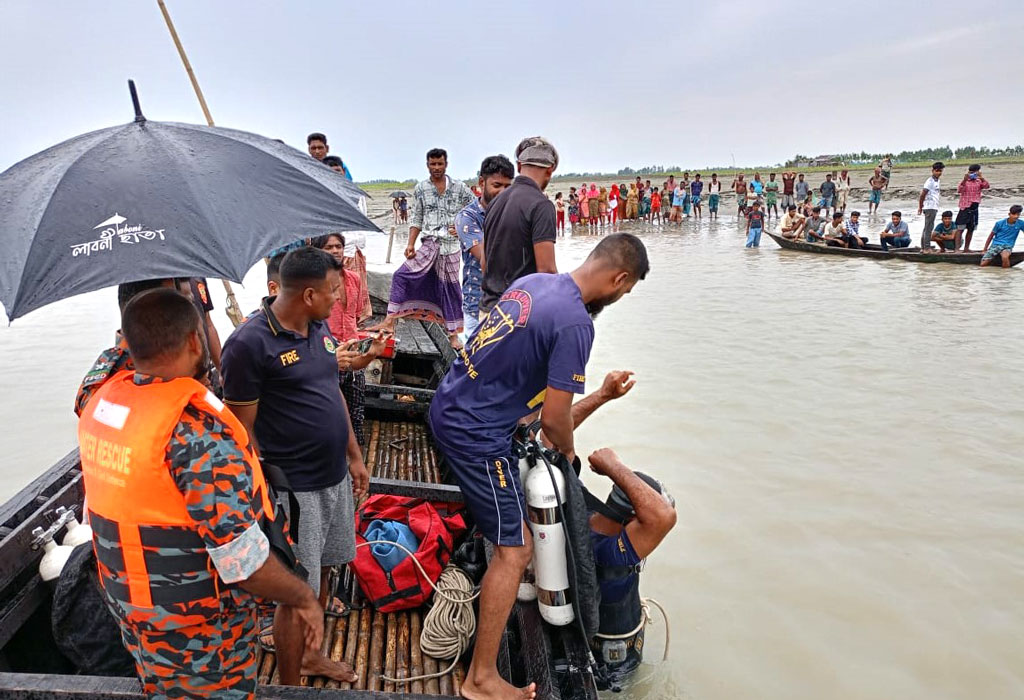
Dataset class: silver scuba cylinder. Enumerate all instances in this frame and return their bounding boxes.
[516,440,537,601]
[34,527,74,583]
[57,506,93,548]
[525,462,574,626]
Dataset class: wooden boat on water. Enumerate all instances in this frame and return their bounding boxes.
[0,292,599,699]
[767,231,1024,267]
[765,231,914,259]
[891,248,1024,266]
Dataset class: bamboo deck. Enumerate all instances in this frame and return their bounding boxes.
[261,419,464,695]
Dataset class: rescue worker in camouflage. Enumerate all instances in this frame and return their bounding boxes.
[77,289,325,699]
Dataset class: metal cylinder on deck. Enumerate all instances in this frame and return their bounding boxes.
[525,464,574,626]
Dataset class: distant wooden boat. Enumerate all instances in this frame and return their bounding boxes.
[765,231,915,259]
[891,249,1024,267]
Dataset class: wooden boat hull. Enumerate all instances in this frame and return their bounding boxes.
[765,231,912,259]
[891,249,1024,266]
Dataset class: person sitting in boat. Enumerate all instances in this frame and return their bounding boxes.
[878,211,912,251]
[803,207,827,243]
[823,212,864,249]
[930,211,961,252]
[779,205,806,240]
[846,211,867,247]
[981,204,1024,268]
[585,448,677,691]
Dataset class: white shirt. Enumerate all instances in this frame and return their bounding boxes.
[922,176,941,211]
[708,181,722,194]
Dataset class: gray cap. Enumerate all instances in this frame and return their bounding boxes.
[515,136,559,169]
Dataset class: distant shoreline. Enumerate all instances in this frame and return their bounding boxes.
[357,156,1024,192]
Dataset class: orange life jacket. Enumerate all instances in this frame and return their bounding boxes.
[78,370,275,611]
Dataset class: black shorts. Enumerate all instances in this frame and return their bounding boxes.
[955,204,979,232]
[438,447,526,547]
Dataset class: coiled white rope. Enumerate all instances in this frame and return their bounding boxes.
[354,541,479,683]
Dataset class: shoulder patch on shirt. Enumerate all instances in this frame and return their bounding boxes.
[323,336,336,353]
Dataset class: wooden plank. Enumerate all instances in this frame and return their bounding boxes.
[368,478,462,503]
[406,322,441,359]
[513,601,561,700]
[0,577,48,650]
[0,452,80,528]
[0,672,451,699]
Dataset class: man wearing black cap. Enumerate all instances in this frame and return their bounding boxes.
[586,447,676,689]
[918,162,945,251]
[480,136,560,314]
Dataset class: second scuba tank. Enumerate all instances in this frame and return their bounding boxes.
[525,463,574,626]
[57,506,93,548]
[515,431,538,602]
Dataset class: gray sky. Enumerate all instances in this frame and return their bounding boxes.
[2,0,1022,181]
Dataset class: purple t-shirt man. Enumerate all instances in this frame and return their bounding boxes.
[429,273,594,458]
[690,180,704,198]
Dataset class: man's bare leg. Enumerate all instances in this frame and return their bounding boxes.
[461,523,536,700]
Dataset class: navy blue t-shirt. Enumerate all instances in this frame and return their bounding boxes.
[429,273,594,457]
[221,298,348,491]
[590,529,643,603]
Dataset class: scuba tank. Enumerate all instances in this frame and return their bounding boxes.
[33,526,74,583]
[515,429,538,602]
[56,506,93,548]
[525,462,574,626]
[591,564,646,690]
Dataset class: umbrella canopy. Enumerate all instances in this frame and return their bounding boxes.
[0,112,379,321]
[390,190,409,198]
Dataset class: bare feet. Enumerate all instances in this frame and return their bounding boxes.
[461,674,536,700]
[301,651,358,683]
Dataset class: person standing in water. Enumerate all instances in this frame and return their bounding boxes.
[707,173,722,220]
[690,174,704,219]
[764,173,780,221]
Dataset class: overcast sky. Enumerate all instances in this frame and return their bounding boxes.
[2,0,1022,181]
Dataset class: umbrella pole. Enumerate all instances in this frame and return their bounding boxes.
[386,226,396,264]
[157,0,244,327]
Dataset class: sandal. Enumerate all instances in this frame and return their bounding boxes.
[325,596,351,618]
[258,624,275,653]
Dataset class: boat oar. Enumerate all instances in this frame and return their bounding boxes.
[156,0,245,327]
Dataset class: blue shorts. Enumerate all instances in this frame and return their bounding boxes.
[437,447,526,547]
[869,190,882,205]
[820,196,833,207]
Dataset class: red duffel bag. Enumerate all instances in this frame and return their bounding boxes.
[350,495,466,612]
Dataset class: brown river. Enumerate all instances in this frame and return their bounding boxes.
[1,199,1022,699]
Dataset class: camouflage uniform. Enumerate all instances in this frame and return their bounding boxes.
[74,333,133,416]
[92,374,269,699]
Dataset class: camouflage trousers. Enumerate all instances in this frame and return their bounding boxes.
[119,606,258,699]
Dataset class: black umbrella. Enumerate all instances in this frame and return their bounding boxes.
[0,83,379,321]
[390,190,409,198]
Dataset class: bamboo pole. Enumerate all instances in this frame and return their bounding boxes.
[323,615,349,689]
[353,607,372,690]
[396,613,410,688]
[258,652,275,686]
[409,611,425,695]
[453,660,465,696]
[368,611,386,691]
[340,602,362,690]
[156,0,244,327]
[383,612,397,693]
[385,226,396,263]
[367,420,381,477]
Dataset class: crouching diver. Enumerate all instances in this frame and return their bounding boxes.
[585,447,677,691]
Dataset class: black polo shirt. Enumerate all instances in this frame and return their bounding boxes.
[221,297,348,492]
[481,175,557,312]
